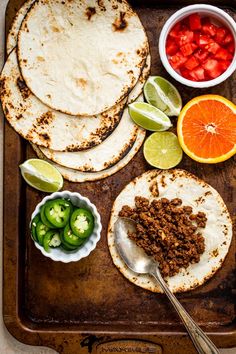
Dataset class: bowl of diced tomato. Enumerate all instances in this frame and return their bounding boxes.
[159,4,236,87]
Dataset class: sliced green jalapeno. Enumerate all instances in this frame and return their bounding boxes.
[70,208,94,238]
[40,204,54,228]
[44,199,73,228]
[60,229,79,251]
[36,221,49,246]
[43,230,61,252]
[31,214,40,242]
[63,224,84,247]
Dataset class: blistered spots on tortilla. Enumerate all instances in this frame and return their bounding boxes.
[36,111,54,126]
[195,195,205,205]
[112,12,127,31]
[51,26,60,32]
[85,7,96,20]
[37,56,45,62]
[0,77,7,96]
[76,78,87,88]
[205,191,212,196]
[16,114,23,120]
[97,0,106,11]
[17,77,31,99]
[149,181,159,197]
[211,249,219,257]
[160,175,166,188]
[39,133,50,142]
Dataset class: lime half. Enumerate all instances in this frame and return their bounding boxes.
[128,102,172,131]
[144,76,182,116]
[143,132,183,169]
[20,159,63,192]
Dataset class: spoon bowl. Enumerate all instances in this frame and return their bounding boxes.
[114,217,156,274]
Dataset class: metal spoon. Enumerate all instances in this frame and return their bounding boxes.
[114,217,219,354]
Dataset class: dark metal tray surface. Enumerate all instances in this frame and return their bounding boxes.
[3,0,236,353]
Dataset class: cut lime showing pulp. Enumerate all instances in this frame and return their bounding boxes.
[20,159,63,192]
[144,76,182,116]
[128,102,172,131]
[143,132,183,169]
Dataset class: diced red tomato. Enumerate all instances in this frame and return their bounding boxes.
[179,68,197,80]
[169,52,188,70]
[193,31,200,44]
[184,56,199,70]
[177,30,194,46]
[227,42,235,54]
[202,22,217,37]
[180,43,194,56]
[189,66,205,81]
[166,39,179,55]
[169,22,181,38]
[215,27,227,44]
[219,60,231,71]
[202,59,224,78]
[223,33,234,45]
[189,13,201,30]
[166,13,234,82]
[214,48,232,61]
[194,49,209,62]
[198,34,211,47]
[205,41,220,54]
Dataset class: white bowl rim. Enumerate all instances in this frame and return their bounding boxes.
[159,4,236,88]
[30,190,102,263]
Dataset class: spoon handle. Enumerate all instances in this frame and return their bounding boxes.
[151,267,219,354]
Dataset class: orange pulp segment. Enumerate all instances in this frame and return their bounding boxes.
[177,95,236,163]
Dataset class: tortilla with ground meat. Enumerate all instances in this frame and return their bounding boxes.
[108,169,232,293]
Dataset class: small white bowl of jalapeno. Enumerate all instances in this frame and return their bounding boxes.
[30,191,102,262]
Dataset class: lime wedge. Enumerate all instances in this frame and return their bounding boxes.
[128,102,172,131]
[20,159,63,192]
[143,132,183,169]
[144,76,182,116]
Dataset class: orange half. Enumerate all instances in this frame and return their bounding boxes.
[177,95,236,163]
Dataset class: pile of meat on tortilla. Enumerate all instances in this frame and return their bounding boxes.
[118,196,207,278]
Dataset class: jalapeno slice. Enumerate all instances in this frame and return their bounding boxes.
[60,229,80,250]
[44,199,73,228]
[31,214,40,242]
[43,230,61,252]
[36,221,49,246]
[63,224,84,246]
[70,208,94,238]
[40,204,54,228]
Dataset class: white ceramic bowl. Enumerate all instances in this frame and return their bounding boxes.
[159,4,236,88]
[30,191,102,262]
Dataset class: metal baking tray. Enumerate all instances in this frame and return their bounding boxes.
[3,0,236,353]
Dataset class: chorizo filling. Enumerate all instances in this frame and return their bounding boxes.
[118,196,207,278]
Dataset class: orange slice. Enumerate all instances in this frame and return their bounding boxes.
[177,95,236,163]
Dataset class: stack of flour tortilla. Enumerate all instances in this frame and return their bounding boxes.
[1,0,150,182]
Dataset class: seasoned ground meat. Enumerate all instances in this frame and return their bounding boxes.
[118,196,207,278]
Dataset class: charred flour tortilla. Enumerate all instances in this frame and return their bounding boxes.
[18,0,149,116]
[6,0,35,55]
[31,129,146,182]
[38,100,143,171]
[0,49,127,151]
[127,54,151,104]
[108,169,232,293]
